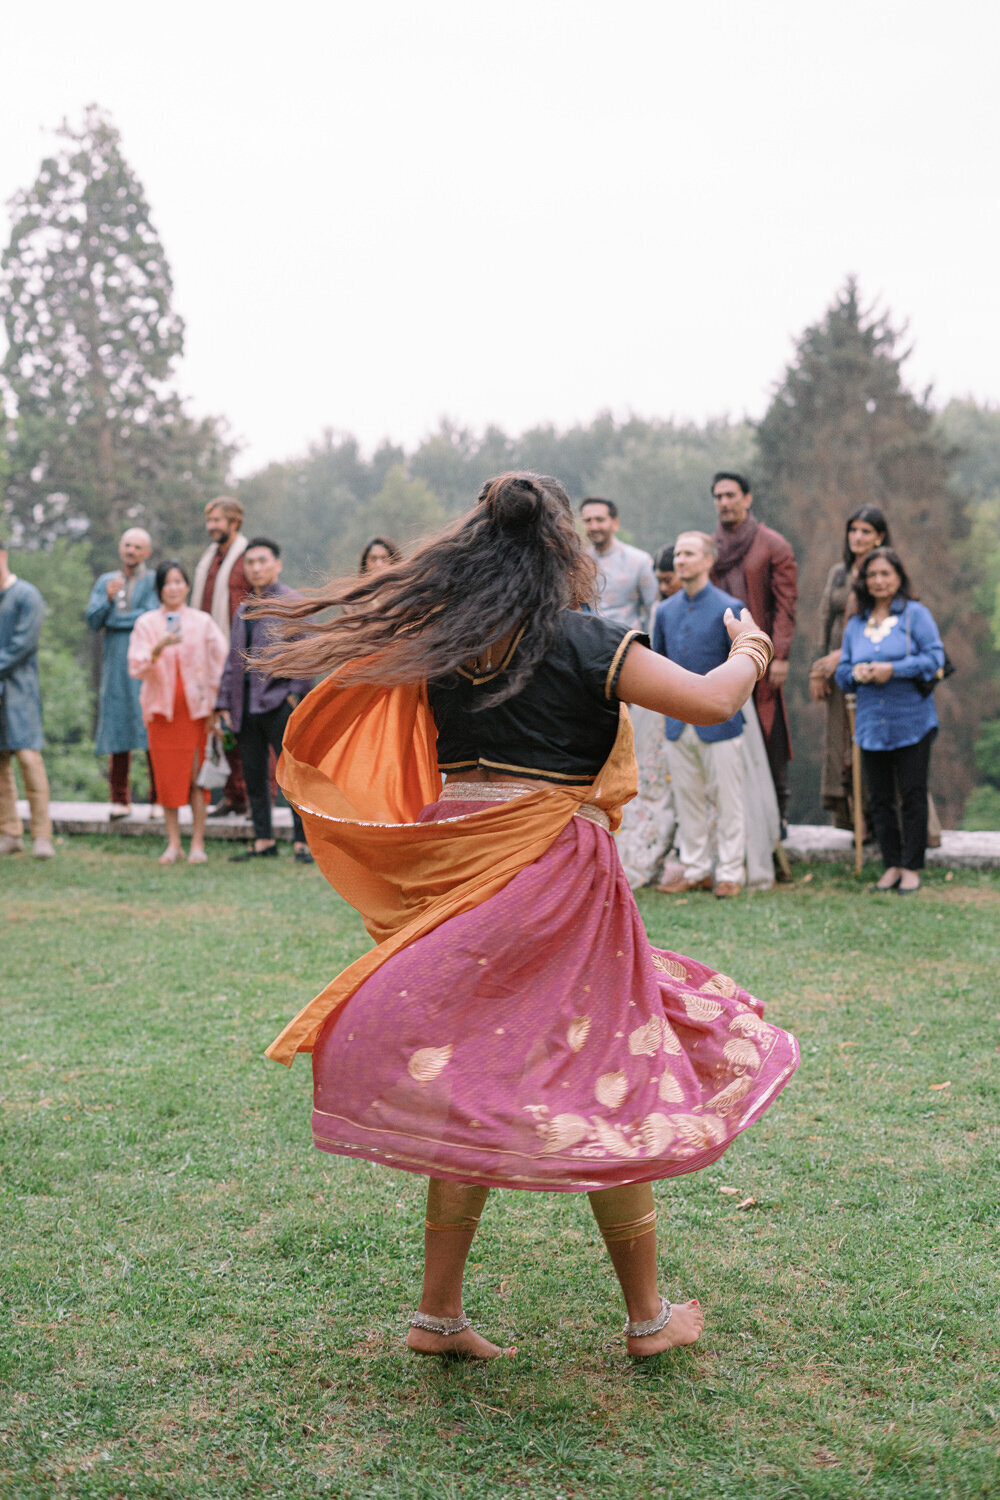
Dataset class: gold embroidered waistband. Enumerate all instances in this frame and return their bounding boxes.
[439,780,610,831]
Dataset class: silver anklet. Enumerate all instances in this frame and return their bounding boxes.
[625,1297,673,1337]
[409,1311,472,1336]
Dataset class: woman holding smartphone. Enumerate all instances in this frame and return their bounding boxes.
[129,561,229,864]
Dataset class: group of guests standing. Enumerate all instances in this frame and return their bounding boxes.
[104,500,317,865]
[582,475,947,896]
[0,477,949,890]
[582,473,795,898]
[84,506,401,866]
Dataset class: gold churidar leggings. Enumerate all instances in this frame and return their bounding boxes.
[424,1180,656,1242]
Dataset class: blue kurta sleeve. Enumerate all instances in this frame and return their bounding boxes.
[893,604,946,682]
[88,573,157,632]
[86,575,114,632]
[834,618,862,692]
[0,589,45,678]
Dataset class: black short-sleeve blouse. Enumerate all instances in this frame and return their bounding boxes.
[427,610,646,785]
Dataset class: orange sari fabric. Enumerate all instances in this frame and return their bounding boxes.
[267,674,637,1065]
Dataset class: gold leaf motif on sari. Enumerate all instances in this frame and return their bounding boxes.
[682,992,724,1023]
[629,1017,663,1056]
[651,954,688,980]
[661,1023,682,1055]
[658,1068,684,1103]
[722,1038,762,1071]
[406,1045,454,1083]
[567,1016,592,1053]
[729,1012,771,1041]
[595,1070,629,1109]
[540,1113,590,1154]
[708,1075,752,1114]
[669,1111,727,1148]
[592,1117,640,1157]
[700,972,739,998]
[640,1112,676,1154]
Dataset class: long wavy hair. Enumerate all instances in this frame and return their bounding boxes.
[842,505,891,569]
[250,472,597,705]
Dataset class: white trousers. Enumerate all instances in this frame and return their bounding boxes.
[663,725,745,885]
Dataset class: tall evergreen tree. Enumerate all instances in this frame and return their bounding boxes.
[0,105,233,553]
[756,278,992,824]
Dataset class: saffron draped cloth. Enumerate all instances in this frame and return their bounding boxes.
[267,673,799,1192]
[267,673,636,1066]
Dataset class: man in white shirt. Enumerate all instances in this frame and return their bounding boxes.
[581,497,658,632]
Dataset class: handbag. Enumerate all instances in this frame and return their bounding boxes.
[196,731,231,790]
[905,606,955,697]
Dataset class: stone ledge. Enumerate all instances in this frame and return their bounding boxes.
[16,803,1000,867]
[15,800,293,842]
[782,825,1000,870]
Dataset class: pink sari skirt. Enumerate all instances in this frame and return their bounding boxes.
[311,799,799,1192]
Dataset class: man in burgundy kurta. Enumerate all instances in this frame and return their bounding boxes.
[191,496,250,814]
[710,472,797,827]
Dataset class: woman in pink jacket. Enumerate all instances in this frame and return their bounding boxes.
[129,561,229,864]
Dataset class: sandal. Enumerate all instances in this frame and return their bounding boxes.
[187,850,208,864]
[158,847,183,865]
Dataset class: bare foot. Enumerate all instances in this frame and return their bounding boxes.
[406,1324,515,1361]
[627,1299,703,1358]
[874,867,901,891]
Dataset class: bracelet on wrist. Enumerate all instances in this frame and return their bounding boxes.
[727,630,773,682]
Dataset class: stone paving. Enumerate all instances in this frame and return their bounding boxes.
[15,800,293,842]
[14,800,1000,866]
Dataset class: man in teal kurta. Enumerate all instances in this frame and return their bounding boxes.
[85,528,158,814]
[0,537,54,857]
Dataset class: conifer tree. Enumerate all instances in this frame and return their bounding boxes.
[755,279,991,824]
[0,105,233,553]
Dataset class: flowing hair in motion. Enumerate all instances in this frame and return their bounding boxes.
[249,472,597,705]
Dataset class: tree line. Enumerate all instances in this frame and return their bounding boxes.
[3,109,999,825]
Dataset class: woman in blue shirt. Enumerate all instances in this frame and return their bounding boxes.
[835,548,945,893]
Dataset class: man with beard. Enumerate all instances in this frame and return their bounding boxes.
[191,497,250,816]
[580,497,658,631]
[710,472,797,834]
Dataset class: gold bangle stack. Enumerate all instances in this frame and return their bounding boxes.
[728,629,774,681]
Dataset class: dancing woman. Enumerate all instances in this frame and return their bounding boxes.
[255,473,799,1359]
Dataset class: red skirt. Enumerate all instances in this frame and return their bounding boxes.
[146,677,208,809]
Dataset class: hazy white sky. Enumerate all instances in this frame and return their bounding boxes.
[3,0,998,474]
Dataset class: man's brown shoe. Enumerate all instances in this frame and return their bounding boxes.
[714,881,743,899]
[655,875,713,895]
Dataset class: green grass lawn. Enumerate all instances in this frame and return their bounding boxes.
[2,839,998,1499]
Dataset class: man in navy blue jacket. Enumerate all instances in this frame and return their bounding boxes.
[215,537,314,864]
[652,532,746,898]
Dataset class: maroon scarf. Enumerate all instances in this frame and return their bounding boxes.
[713,515,759,598]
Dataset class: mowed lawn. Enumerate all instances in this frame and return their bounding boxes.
[2,838,998,1500]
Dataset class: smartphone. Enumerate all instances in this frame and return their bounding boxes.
[164,611,182,637]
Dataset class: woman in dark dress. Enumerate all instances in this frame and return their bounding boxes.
[256,474,799,1359]
[810,506,890,828]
